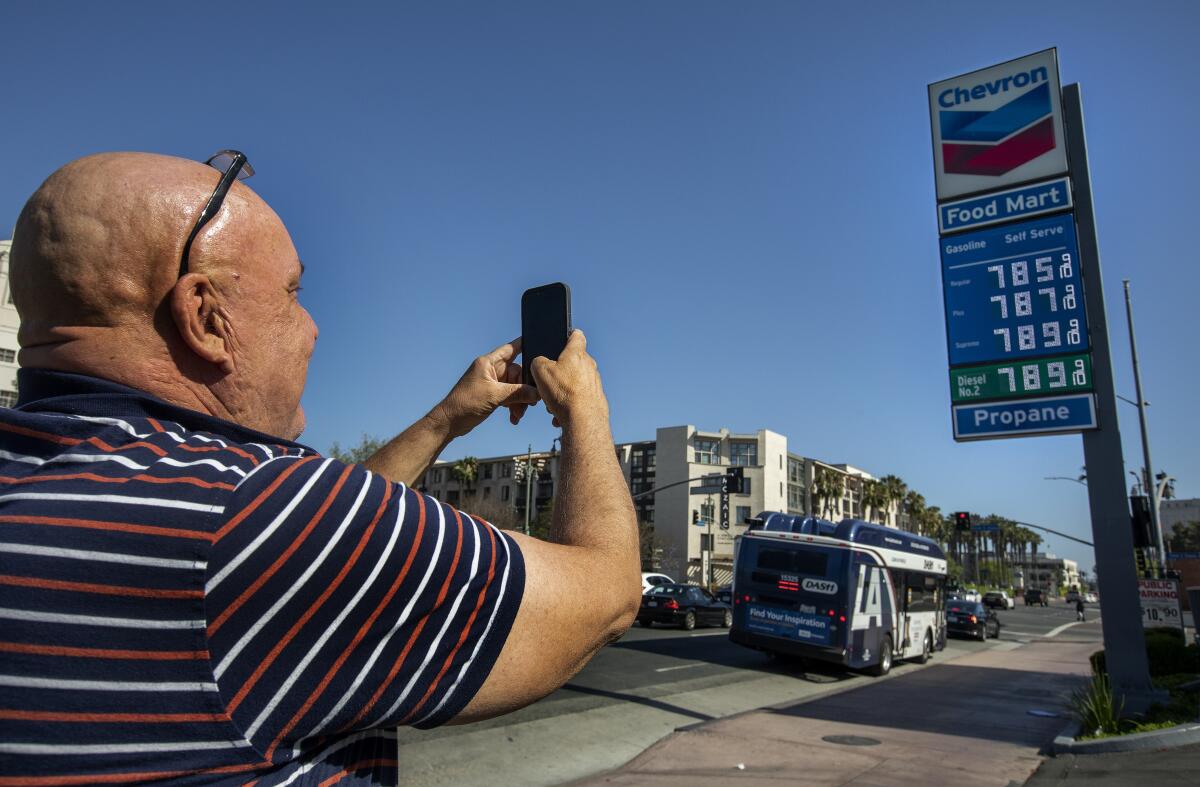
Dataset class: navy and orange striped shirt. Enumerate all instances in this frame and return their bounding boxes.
[0,369,525,785]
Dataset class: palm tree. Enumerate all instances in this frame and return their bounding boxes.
[879,475,907,527]
[813,467,844,520]
[903,490,926,534]
[451,456,479,496]
[859,479,884,523]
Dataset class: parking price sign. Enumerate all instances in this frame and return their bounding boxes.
[1138,579,1183,630]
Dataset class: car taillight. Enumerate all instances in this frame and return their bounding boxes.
[839,615,846,622]
[969,614,978,624]
[664,599,679,610]
[827,609,835,617]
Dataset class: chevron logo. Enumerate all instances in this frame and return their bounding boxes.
[940,83,1056,176]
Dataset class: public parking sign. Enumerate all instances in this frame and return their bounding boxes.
[1138,578,1183,630]
[929,49,1068,201]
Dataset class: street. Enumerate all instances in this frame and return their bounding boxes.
[395,601,1096,785]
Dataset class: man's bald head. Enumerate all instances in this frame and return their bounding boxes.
[11,152,262,339]
[9,151,317,440]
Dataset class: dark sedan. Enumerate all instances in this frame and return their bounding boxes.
[637,584,732,630]
[945,600,1000,641]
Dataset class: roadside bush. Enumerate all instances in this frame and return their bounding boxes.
[1090,631,1199,677]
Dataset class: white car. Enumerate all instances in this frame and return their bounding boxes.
[1084,592,1098,604]
[641,572,676,594]
[960,589,982,603]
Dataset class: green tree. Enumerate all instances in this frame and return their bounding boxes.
[879,474,907,527]
[327,433,385,464]
[903,490,926,534]
[1169,521,1200,552]
[451,456,479,497]
[861,479,889,524]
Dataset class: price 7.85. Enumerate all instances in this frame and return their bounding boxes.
[993,319,1082,354]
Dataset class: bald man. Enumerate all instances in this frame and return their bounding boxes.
[0,151,640,785]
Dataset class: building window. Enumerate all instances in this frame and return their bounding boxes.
[483,486,492,499]
[483,463,493,480]
[736,506,751,525]
[0,390,17,408]
[729,442,757,467]
[501,463,512,479]
[738,478,752,496]
[789,458,803,484]
[447,490,460,505]
[645,447,656,470]
[0,349,14,364]
[631,452,643,470]
[695,438,719,465]
[501,486,511,502]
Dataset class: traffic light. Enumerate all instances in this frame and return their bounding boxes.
[954,511,972,532]
[725,466,745,494]
[692,510,699,525]
[1129,496,1153,549]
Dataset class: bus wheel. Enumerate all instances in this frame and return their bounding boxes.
[915,631,932,664]
[870,637,892,676]
[722,610,733,628]
[682,611,696,631]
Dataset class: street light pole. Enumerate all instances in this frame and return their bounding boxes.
[524,443,533,536]
[1123,280,1166,570]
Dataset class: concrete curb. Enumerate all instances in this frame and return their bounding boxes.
[1052,719,1200,754]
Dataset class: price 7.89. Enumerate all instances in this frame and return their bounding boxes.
[996,358,1088,394]
[993,319,1082,354]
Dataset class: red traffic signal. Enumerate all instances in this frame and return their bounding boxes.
[954,511,972,531]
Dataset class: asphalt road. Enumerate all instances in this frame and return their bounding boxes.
[395,601,1097,785]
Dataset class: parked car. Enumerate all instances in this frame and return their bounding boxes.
[714,584,732,605]
[983,591,1015,609]
[1023,589,1048,607]
[1064,589,1081,604]
[637,583,732,630]
[959,589,982,602]
[1084,592,1098,604]
[945,600,1000,641]
[641,572,676,594]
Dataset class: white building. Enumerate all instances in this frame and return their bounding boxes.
[421,423,901,588]
[1024,552,1080,593]
[0,241,19,406]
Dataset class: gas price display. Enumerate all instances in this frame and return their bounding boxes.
[941,214,1089,367]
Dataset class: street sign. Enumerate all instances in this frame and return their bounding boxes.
[942,213,1089,367]
[1138,578,1183,630]
[939,176,1072,234]
[929,48,1068,201]
[949,352,1092,403]
[720,474,730,530]
[971,522,1000,533]
[952,392,1097,441]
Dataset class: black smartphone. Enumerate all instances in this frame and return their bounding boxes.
[521,282,572,387]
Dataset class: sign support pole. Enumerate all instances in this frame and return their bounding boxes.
[1062,83,1156,708]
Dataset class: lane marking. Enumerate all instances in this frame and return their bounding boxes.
[654,663,706,673]
[1044,620,1089,638]
[688,631,728,638]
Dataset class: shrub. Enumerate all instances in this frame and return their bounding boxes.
[1090,631,1200,677]
[1070,672,1124,737]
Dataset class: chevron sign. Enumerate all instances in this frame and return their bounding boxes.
[929,49,1068,200]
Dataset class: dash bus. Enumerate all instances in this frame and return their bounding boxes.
[729,513,948,676]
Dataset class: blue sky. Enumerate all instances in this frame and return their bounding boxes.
[4,1,1197,571]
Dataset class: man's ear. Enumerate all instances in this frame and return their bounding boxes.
[170,274,234,374]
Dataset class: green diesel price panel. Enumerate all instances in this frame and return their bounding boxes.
[950,352,1093,404]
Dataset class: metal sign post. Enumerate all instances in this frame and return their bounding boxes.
[1063,83,1156,707]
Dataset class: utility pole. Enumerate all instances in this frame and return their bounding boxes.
[1123,280,1166,572]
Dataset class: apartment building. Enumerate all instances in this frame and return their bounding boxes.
[0,241,19,406]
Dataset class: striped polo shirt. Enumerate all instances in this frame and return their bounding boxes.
[0,370,525,785]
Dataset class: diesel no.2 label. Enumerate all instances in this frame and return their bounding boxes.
[941,213,1089,366]
[950,352,1092,403]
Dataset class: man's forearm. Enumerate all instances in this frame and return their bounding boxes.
[552,413,639,559]
[361,411,452,487]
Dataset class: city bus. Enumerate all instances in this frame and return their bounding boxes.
[729,512,948,676]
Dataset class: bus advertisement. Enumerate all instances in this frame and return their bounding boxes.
[730,513,948,676]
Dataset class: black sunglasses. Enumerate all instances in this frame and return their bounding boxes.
[178,150,254,278]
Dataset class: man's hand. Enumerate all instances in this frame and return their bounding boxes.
[431,339,541,438]
[529,330,609,430]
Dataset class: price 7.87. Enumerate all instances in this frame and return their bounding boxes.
[994,319,1082,354]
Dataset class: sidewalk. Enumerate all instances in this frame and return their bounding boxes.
[576,629,1099,786]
